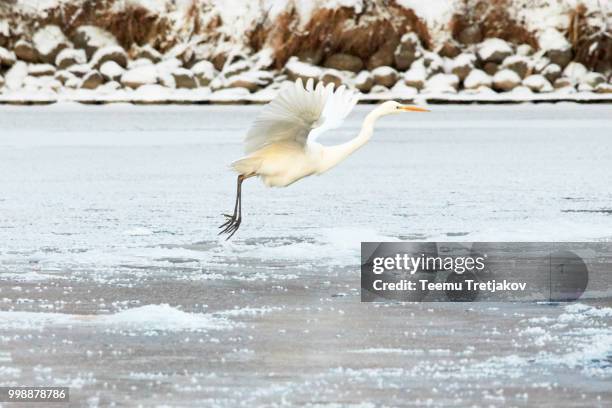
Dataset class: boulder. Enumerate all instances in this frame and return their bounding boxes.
[227,71,273,92]
[32,25,72,64]
[477,38,513,63]
[483,62,498,75]
[553,77,574,89]
[516,44,533,56]
[28,63,56,77]
[128,58,154,69]
[450,53,476,81]
[424,73,459,93]
[538,28,572,68]
[562,62,588,83]
[403,61,427,89]
[54,70,77,85]
[80,70,104,89]
[492,69,521,91]
[439,42,461,58]
[370,84,390,94]
[522,74,553,92]
[422,51,444,75]
[354,71,374,92]
[0,46,16,66]
[191,60,216,86]
[285,57,322,82]
[90,45,128,69]
[171,68,198,89]
[72,25,118,59]
[67,63,91,77]
[390,81,418,98]
[55,48,86,69]
[372,66,398,88]
[367,40,397,70]
[594,83,612,93]
[501,55,531,78]
[65,76,81,89]
[582,72,605,88]
[323,53,363,73]
[165,43,194,66]
[463,69,492,89]
[296,48,324,65]
[223,59,250,77]
[457,25,482,45]
[120,65,158,88]
[320,69,343,88]
[14,40,38,63]
[541,63,561,83]
[100,61,125,81]
[4,61,28,90]
[134,44,162,63]
[394,32,420,70]
[532,56,551,73]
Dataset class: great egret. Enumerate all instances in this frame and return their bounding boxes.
[219,78,429,238]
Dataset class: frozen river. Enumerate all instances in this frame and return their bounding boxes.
[0,103,611,407]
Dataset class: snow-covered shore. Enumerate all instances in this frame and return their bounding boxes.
[0,0,611,103]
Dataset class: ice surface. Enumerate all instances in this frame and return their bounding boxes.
[0,104,611,406]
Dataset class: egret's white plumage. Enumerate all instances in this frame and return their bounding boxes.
[220,78,429,238]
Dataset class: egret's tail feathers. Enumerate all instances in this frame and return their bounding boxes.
[231,156,261,176]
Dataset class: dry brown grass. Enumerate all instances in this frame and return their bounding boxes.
[250,0,431,69]
[450,0,537,47]
[569,3,612,71]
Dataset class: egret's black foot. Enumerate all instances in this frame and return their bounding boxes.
[218,216,241,239]
[219,213,235,230]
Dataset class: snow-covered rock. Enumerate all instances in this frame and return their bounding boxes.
[541,64,561,83]
[463,69,492,89]
[171,68,198,89]
[32,25,72,64]
[323,53,363,73]
[457,25,482,45]
[553,77,574,89]
[227,71,274,92]
[478,38,513,63]
[582,72,605,88]
[28,63,56,77]
[424,73,459,93]
[403,62,427,89]
[390,81,418,98]
[285,57,322,82]
[372,66,398,88]
[0,46,16,66]
[422,52,444,75]
[370,84,390,94]
[54,70,77,85]
[367,41,395,70]
[165,43,194,65]
[128,58,154,69]
[538,28,572,68]
[563,62,588,83]
[594,83,612,93]
[492,69,521,91]
[14,40,38,63]
[91,45,128,69]
[501,55,530,78]
[72,25,118,59]
[191,60,216,86]
[450,53,476,80]
[120,65,158,88]
[67,63,91,77]
[134,45,162,63]
[522,74,553,92]
[516,44,533,56]
[100,61,125,81]
[394,32,421,70]
[0,75,3,88]
[55,48,86,69]
[222,60,250,77]
[354,71,374,92]
[80,70,104,89]
[4,61,28,90]
[320,69,343,87]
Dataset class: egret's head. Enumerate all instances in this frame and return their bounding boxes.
[377,100,430,116]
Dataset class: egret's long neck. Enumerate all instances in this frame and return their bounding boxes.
[317,109,380,173]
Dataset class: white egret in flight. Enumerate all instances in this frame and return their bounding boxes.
[219,78,429,238]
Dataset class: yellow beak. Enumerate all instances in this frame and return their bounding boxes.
[400,105,430,112]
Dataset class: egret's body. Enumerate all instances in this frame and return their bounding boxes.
[219,79,428,238]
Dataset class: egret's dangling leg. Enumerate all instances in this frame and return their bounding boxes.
[219,174,253,239]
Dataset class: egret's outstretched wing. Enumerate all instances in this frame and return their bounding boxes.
[244,79,359,154]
